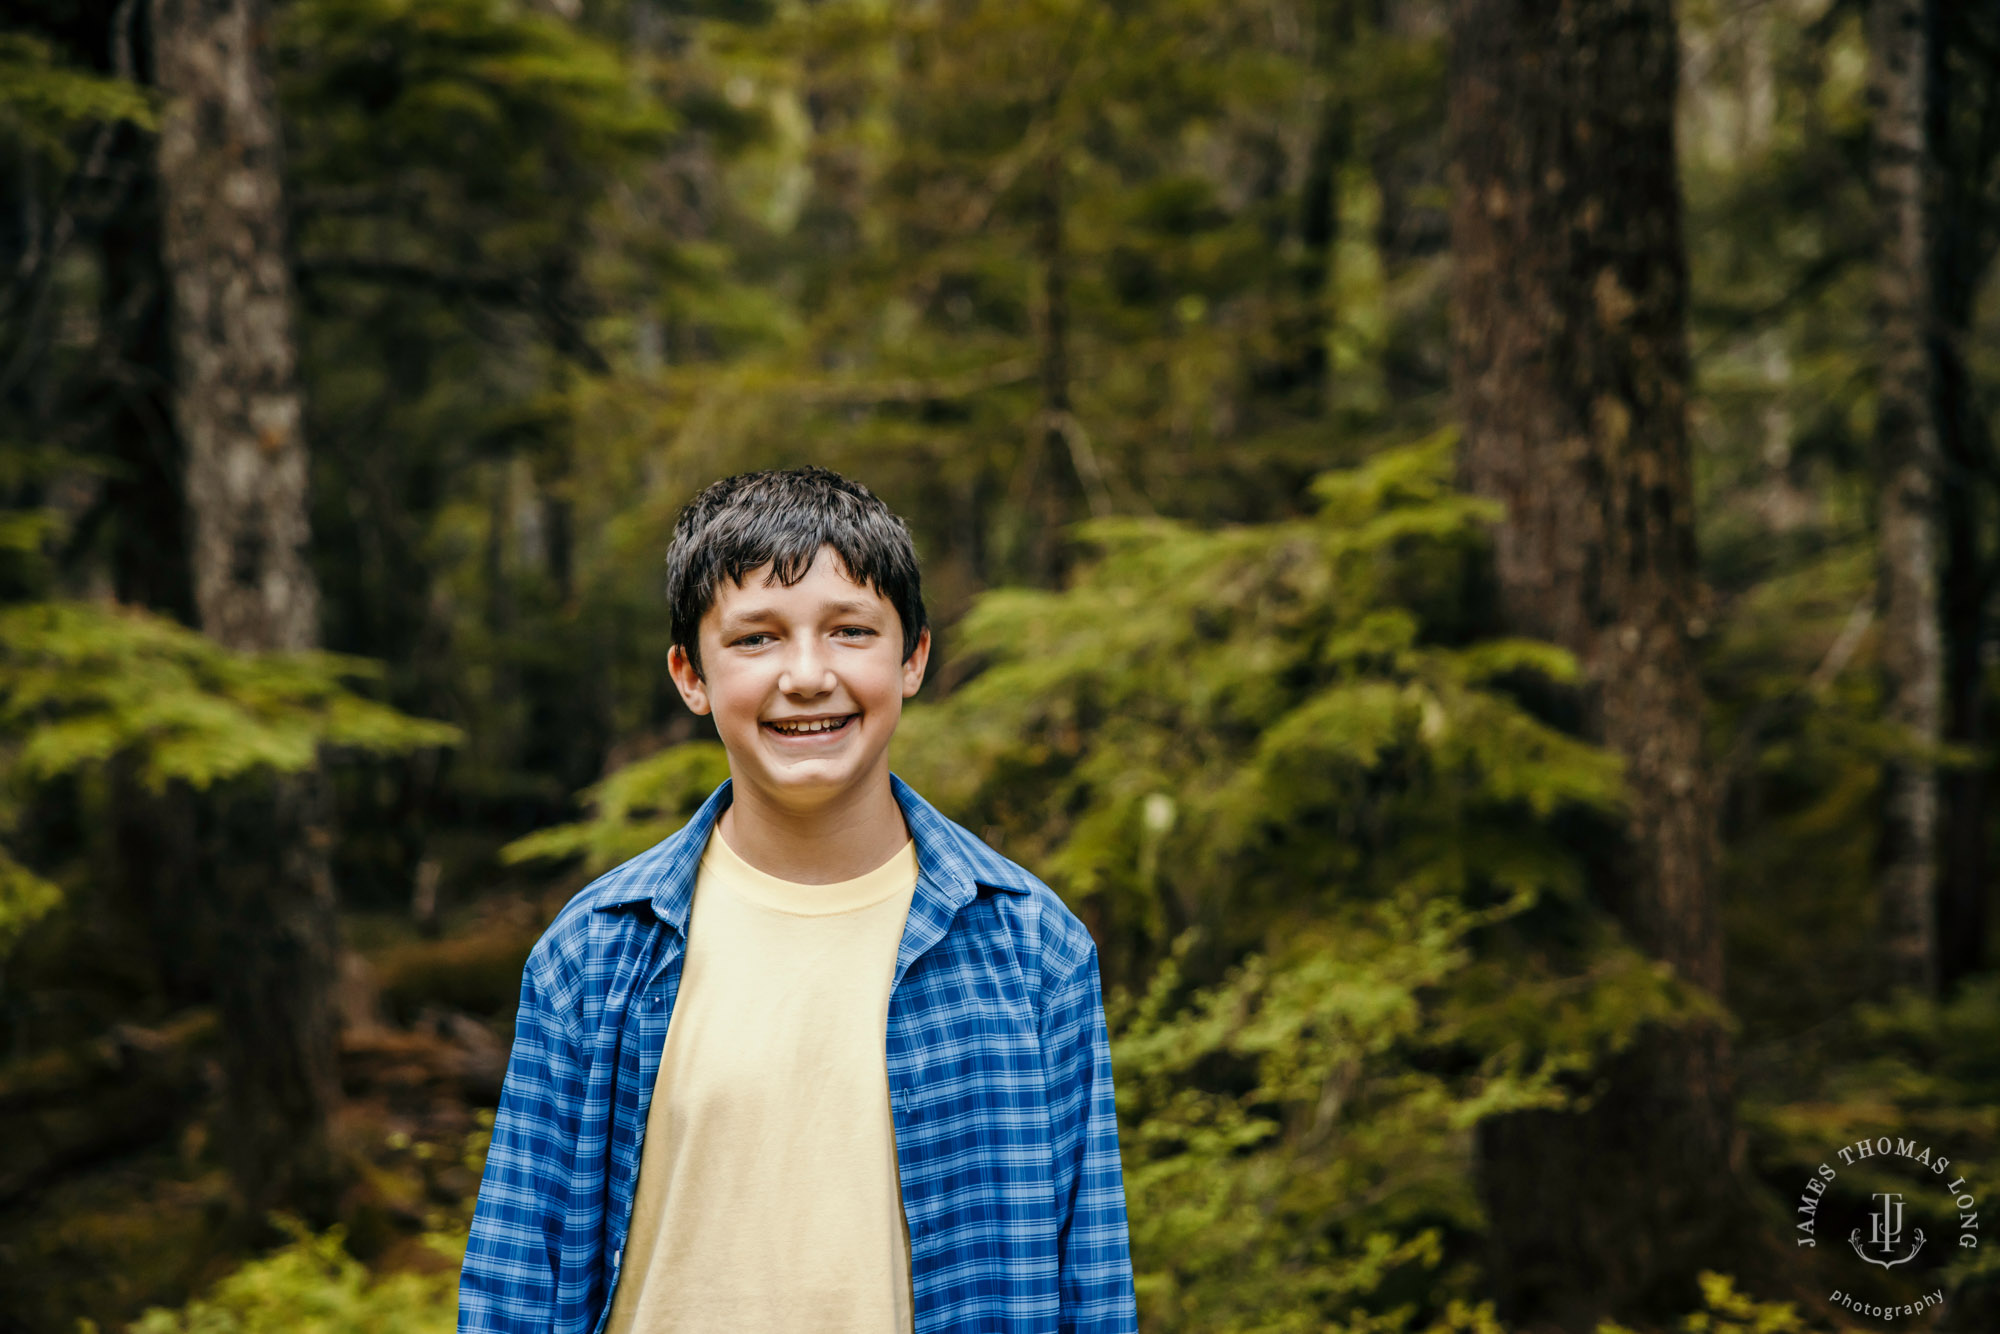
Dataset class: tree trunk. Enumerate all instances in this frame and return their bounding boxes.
[1868,0,1944,996]
[151,0,343,1224]
[93,153,196,622]
[1447,0,1747,1325]
[152,0,316,651]
[1286,0,1357,405]
[1370,0,1451,277]
[1931,0,2000,996]
[1024,153,1102,586]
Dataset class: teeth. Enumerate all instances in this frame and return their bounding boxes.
[771,716,847,734]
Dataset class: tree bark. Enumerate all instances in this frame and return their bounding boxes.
[1024,153,1103,586]
[1868,0,1944,996]
[1931,0,2000,996]
[1447,0,1747,1325]
[151,0,343,1224]
[1286,0,1358,404]
[152,0,316,651]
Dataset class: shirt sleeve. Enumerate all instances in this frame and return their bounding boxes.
[458,957,579,1333]
[1044,941,1140,1334]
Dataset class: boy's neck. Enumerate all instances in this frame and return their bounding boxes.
[715,766,912,886]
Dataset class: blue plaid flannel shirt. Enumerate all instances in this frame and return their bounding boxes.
[458,771,1139,1333]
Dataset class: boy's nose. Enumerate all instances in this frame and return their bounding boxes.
[777,643,835,695]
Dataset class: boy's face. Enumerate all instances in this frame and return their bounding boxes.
[666,544,929,812]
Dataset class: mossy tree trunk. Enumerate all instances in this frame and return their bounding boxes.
[1446,0,1750,1325]
[150,0,342,1225]
[1867,0,1944,996]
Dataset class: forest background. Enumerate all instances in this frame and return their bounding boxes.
[2,0,1998,1330]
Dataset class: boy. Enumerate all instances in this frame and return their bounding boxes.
[458,466,1138,1333]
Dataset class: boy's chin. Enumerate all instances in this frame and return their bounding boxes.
[729,742,886,800]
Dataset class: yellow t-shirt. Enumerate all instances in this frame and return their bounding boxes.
[602,823,921,1334]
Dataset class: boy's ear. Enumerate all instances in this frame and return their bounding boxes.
[667,642,713,715]
[901,625,931,699]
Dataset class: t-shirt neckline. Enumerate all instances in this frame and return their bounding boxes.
[701,826,918,916]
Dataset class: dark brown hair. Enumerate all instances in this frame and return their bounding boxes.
[665,465,927,679]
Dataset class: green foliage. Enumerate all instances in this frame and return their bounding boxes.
[1673,19,2000,1323]
[894,430,1625,965]
[0,602,461,791]
[270,0,690,809]
[115,1220,460,1334]
[0,30,158,608]
[0,601,462,952]
[103,1117,490,1333]
[0,32,152,163]
[542,0,1452,760]
[0,840,60,955]
[916,434,1701,1329]
[280,0,672,263]
[1107,918,1539,1333]
[499,739,731,871]
[1596,1271,1824,1334]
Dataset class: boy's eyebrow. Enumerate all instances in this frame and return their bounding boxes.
[717,599,882,630]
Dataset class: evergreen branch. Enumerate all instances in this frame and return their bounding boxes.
[786,355,1039,405]
[1688,243,1868,360]
[293,256,532,306]
[1716,591,1873,784]
[0,0,145,392]
[295,255,608,371]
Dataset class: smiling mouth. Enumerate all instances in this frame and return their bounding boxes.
[761,713,858,739]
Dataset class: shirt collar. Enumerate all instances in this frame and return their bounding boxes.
[588,770,1035,936]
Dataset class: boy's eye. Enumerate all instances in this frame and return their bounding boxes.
[731,628,870,647]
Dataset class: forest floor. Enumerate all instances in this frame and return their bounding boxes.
[0,895,549,1334]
